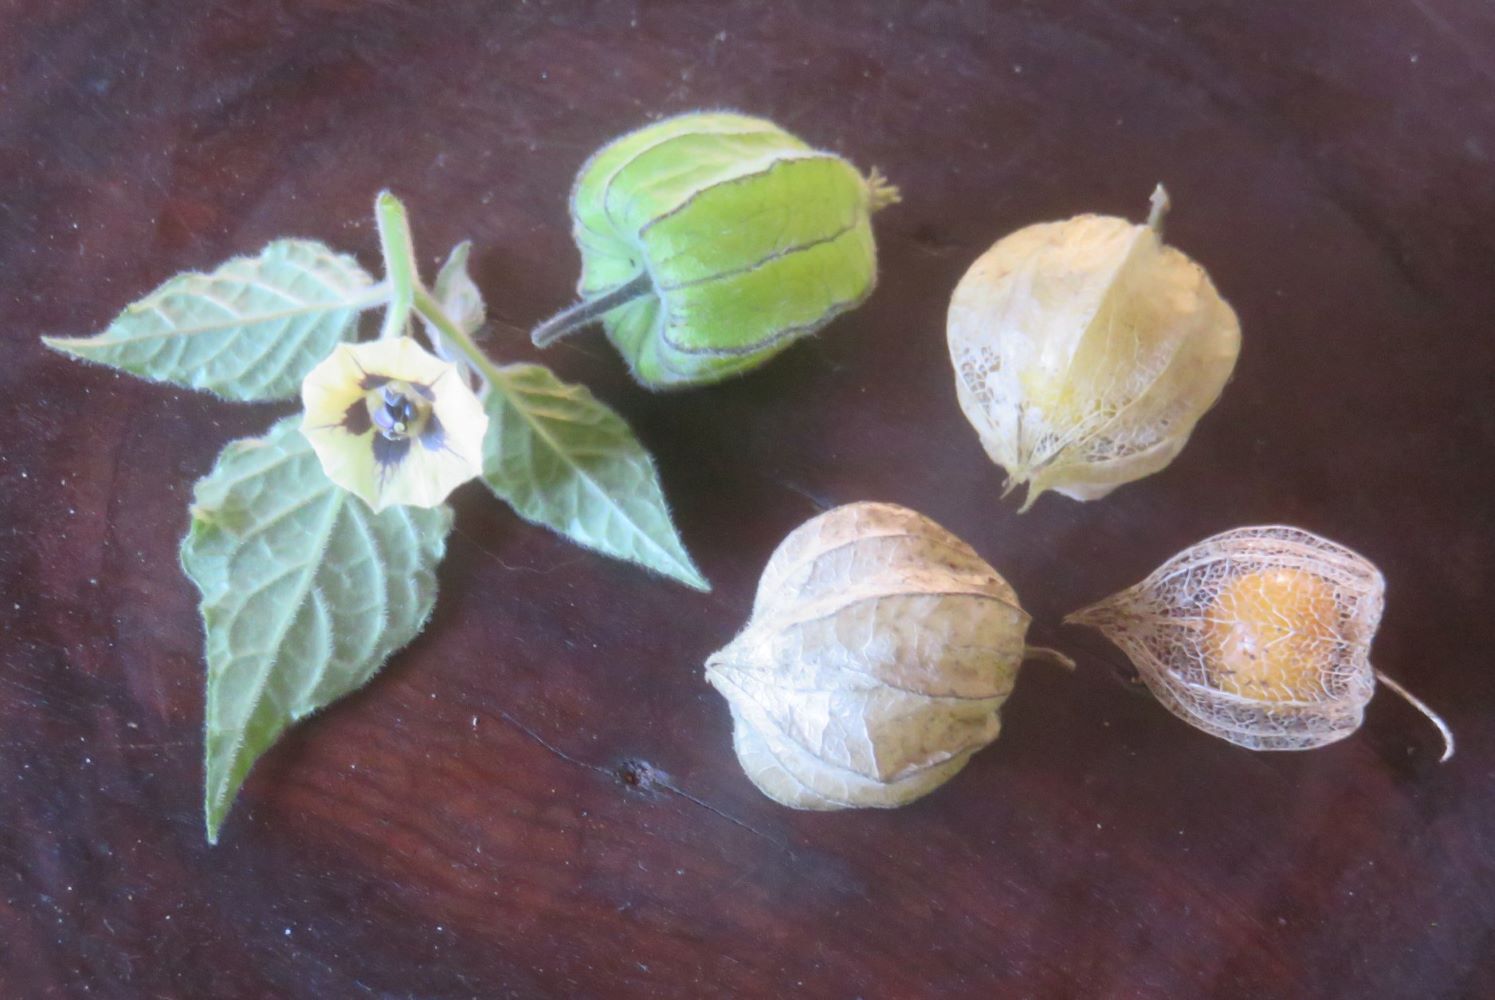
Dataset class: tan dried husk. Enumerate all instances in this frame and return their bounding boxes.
[1066,525,1453,759]
[948,187,1241,511]
[706,502,1071,810]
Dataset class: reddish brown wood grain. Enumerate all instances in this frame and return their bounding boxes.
[3,2,1493,997]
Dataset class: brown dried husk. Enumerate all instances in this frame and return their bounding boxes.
[1067,525,1453,759]
[706,502,1069,810]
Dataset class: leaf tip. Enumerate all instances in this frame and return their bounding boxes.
[204,779,229,846]
[41,334,90,357]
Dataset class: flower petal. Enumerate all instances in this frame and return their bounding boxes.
[358,335,453,389]
[299,338,489,512]
[301,343,369,431]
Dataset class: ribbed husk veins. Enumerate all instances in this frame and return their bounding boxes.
[947,189,1241,511]
[570,112,890,388]
[705,502,1033,810]
[1067,526,1384,751]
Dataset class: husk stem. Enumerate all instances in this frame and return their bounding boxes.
[1146,183,1170,235]
[1374,669,1455,763]
[530,272,654,348]
[1023,645,1078,671]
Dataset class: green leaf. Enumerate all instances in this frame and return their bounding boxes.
[44,240,380,401]
[482,363,709,591]
[181,416,452,843]
[431,241,486,336]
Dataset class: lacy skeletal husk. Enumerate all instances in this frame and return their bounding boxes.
[705,502,1058,810]
[1067,525,1451,759]
[947,187,1241,511]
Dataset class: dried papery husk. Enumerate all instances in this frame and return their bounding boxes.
[948,186,1241,511]
[1066,526,1453,760]
[706,502,1072,810]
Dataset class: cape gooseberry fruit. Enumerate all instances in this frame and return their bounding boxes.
[705,502,1072,810]
[1066,525,1453,760]
[948,186,1241,512]
[531,111,900,389]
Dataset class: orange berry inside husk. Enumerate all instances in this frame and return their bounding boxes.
[1204,568,1343,703]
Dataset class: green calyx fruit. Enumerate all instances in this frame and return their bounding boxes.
[533,111,899,389]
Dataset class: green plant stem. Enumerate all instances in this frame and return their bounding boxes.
[375,192,419,341]
[350,281,394,312]
[414,286,506,388]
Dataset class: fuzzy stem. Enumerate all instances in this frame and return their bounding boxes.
[1374,669,1455,763]
[530,272,654,348]
[375,191,419,341]
[343,281,396,315]
[414,286,505,389]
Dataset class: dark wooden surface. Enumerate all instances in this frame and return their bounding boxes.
[4,2,1494,997]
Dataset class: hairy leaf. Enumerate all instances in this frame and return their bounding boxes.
[482,363,708,591]
[181,416,451,843]
[45,240,379,401]
[432,241,486,336]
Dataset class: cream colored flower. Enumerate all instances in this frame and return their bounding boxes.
[300,337,488,512]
